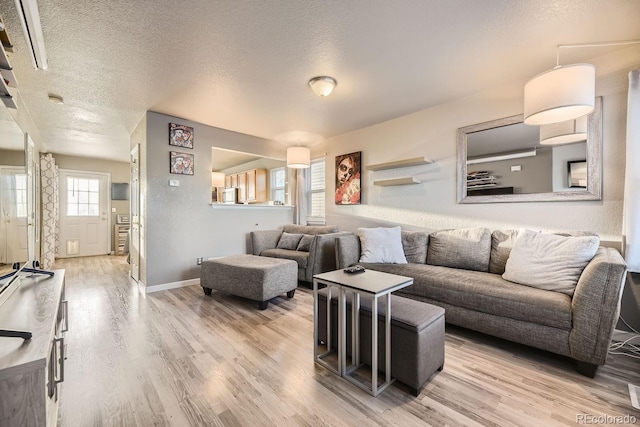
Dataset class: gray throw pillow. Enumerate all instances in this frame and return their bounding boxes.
[401,231,429,264]
[296,234,315,252]
[427,228,491,272]
[489,229,519,275]
[276,232,303,250]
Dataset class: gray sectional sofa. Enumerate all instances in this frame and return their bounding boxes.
[250,224,352,283]
[335,228,628,377]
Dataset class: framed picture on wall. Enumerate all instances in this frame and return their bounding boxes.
[170,151,194,175]
[169,123,194,149]
[335,151,361,205]
[568,160,587,188]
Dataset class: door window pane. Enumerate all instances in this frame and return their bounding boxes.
[67,177,100,216]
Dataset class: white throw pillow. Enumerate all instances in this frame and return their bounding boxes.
[502,229,599,295]
[358,226,408,264]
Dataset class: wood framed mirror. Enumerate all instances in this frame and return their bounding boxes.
[457,97,602,203]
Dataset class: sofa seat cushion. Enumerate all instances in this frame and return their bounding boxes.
[260,248,309,269]
[358,263,572,330]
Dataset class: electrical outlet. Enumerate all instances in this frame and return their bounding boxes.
[196,257,203,265]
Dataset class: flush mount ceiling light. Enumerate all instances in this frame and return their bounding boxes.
[287,145,310,169]
[539,115,588,145]
[308,76,337,97]
[524,40,640,126]
[14,0,48,70]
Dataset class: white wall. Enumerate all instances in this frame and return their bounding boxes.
[317,47,640,243]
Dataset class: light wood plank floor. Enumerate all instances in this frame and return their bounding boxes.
[56,256,640,426]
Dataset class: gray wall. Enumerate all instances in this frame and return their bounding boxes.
[468,146,553,195]
[552,142,588,192]
[0,149,25,166]
[142,112,293,289]
[618,272,640,332]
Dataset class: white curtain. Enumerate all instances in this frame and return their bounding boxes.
[623,70,640,272]
[295,168,308,225]
[40,153,59,270]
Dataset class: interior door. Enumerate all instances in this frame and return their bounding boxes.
[130,145,140,281]
[58,170,110,257]
[0,167,28,264]
[25,136,35,261]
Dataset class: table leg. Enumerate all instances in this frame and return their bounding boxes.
[371,294,378,395]
[385,293,391,386]
[354,291,360,366]
[339,287,346,376]
[326,286,332,352]
[313,278,318,362]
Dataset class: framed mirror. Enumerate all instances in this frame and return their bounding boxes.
[0,108,27,275]
[457,97,602,203]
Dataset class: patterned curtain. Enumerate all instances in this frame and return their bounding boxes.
[623,70,640,272]
[40,153,59,269]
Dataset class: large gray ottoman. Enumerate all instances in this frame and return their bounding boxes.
[318,288,445,396]
[201,254,298,310]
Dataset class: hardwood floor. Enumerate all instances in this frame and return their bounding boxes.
[55,256,640,426]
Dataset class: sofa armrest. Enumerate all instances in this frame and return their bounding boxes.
[335,234,361,269]
[569,247,627,365]
[249,230,282,255]
[306,232,354,281]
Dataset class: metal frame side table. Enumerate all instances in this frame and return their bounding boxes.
[313,269,413,396]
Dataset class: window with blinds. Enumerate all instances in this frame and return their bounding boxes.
[308,158,325,223]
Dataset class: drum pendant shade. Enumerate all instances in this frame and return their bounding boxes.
[524,64,595,125]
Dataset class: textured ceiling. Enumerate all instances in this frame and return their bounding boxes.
[1,0,639,162]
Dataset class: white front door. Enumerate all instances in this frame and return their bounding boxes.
[58,170,110,258]
[0,167,28,264]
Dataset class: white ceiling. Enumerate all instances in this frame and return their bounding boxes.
[1,0,639,162]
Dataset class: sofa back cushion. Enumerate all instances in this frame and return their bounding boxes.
[358,226,408,264]
[401,231,429,264]
[502,229,600,296]
[276,232,303,250]
[427,228,491,272]
[296,234,315,252]
[489,229,520,274]
[283,224,338,235]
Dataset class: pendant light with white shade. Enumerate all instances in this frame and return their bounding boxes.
[287,144,310,169]
[539,115,588,145]
[524,40,640,126]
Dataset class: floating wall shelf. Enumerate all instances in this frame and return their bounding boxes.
[374,177,421,186]
[366,156,433,171]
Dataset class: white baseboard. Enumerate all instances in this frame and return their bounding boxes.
[145,278,200,294]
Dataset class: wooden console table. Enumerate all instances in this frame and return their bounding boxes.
[0,270,68,427]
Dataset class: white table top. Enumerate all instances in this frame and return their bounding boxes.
[313,269,413,295]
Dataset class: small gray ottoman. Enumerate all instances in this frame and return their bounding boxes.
[318,288,445,396]
[201,254,298,309]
